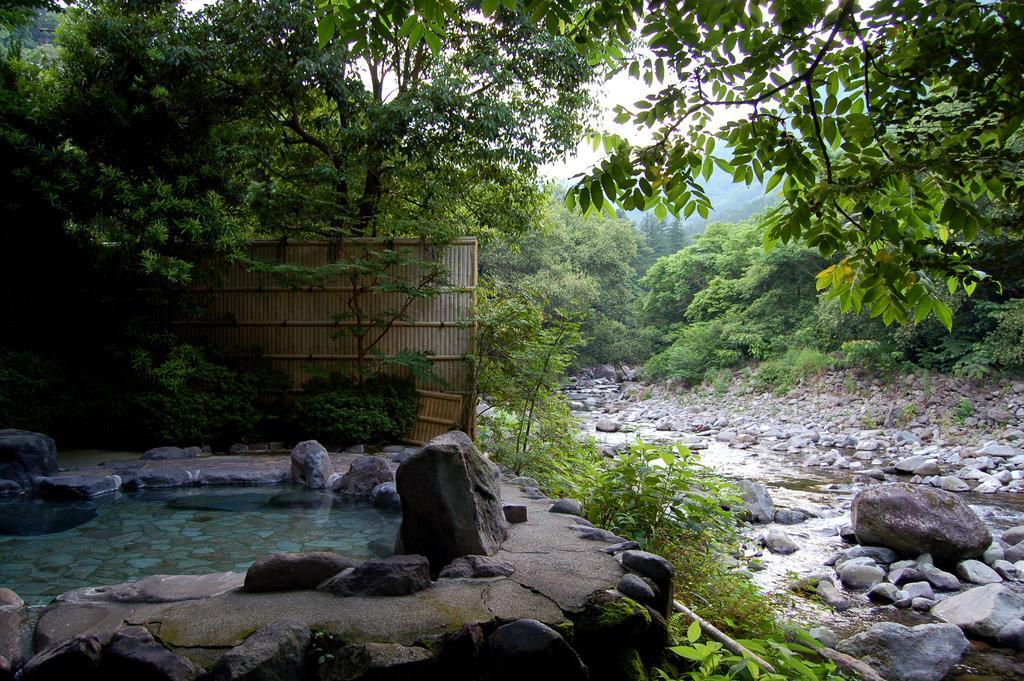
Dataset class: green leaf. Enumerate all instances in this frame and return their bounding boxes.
[687,619,701,643]
[932,299,953,331]
[317,15,335,46]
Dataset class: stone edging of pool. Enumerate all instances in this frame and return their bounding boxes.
[0,433,675,681]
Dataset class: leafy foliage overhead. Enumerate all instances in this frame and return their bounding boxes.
[324,0,1024,328]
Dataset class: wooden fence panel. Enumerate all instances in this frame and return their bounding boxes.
[176,238,477,444]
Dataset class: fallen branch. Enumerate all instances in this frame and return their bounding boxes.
[672,600,777,674]
[817,646,887,681]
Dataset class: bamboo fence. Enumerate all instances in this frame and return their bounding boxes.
[175,238,477,444]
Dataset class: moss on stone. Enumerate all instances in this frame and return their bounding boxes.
[589,647,648,681]
[574,592,651,644]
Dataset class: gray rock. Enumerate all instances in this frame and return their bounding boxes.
[817,580,852,611]
[325,642,437,681]
[394,432,508,574]
[369,482,401,510]
[842,545,898,564]
[22,635,103,681]
[992,559,1020,581]
[103,626,201,681]
[850,483,991,561]
[1003,525,1024,546]
[902,581,935,601]
[996,620,1024,650]
[323,555,431,597]
[837,562,885,591]
[940,476,970,492]
[0,590,24,670]
[595,419,620,433]
[142,446,199,461]
[737,480,775,523]
[838,623,969,681]
[1006,541,1024,563]
[197,468,289,485]
[35,474,119,499]
[621,549,674,616]
[244,551,356,592]
[333,456,393,496]
[571,526,627,543]
[763,528,799,554]
[773,508,809,525]
[983,542,1005,565]
[920,563,961,591]
[598,541,641,554]
[0,429,57,492]
[134,467,193,489]
[289,440,332,490]
[888,567,923,586]
[867,582,904,604]
[438,555,515,579]
[487,619,587,681]
[957,559,1003,585]
[549,498,584,515]
[809,627,837,649]
[911,597,937,611]
[208,621,310,681]
[931,583,1024,639]
[616,573,657,608]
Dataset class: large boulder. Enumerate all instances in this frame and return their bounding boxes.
[931,583,1024,639]
[0,430,57,492]
[102,627,202,681]
[244,551,356,592]
[394,432,508,573]
[35,474,119,499]
[837,622,969,681]
[208,621,310,681]
[322,555,431,597]
[142,446,200,461]
[333,456,393,497]
[324,642,438,681]
[850,483,991,561]
[289,441,332,490]
[22,635,103,681]
[736,480,774,524]
[487,619,588,681]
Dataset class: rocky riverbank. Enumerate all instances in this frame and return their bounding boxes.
[569,366,1024,680]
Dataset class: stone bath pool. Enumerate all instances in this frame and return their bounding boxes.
[0,485,400,605]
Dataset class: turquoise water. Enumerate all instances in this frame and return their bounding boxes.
[0,486,400,606]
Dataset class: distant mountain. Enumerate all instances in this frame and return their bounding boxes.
[624,167,780,234]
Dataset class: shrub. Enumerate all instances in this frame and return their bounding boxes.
[752,347,829,394]
[953,397,975,424]
[838,339,905,375]
[295,373,418,446]
[0,348,68,435]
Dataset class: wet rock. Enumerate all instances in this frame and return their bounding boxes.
[773,508,809,525]
[438,555,514,579]
[369,482,401,511]
[325,642,437,681]
[841,545,897,564]
[394,432,508,574]
[1006,541,1024,563]
[208,621,310,681]
[616,574,657,608]
[902,581,935,601]
[809,627,837,649]
[289,441,332,490]
[502,504,527,524]
[837,622,969,681]
[134,467,193,489]
[996,620,1024,650]
[957,559,1003,585]
[940,476,970,492]
[487,619,587,681]
[867,582,904,604]
[1003,525,1024,545]
[763,528,799,554]
[197,468,289,486]
[920,564,961,591]
[0,429,57,492]
[142,447,199,461]
[850,483,991,561]
[621,550,674,616]
[244,551,357,592]
[323,555,431,597]
[992,559,1020,581]
[22,635,103,681]
[103,627,201,681]
[595,419,621,433]
[887,567,923,586]
[0,591,24,671]
[931,583,1024,639]
[549,498,584,515]
[736,480,775,523]
[35,474,120,499]
[333,456,393,497]
[837,562,885,591]
[816,580,852,611]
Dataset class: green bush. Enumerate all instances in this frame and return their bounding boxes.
[838,339,906,375]
[0,348,69,435]
[132,344,261,446]
[295,373,418,446]
[752,347,829,394]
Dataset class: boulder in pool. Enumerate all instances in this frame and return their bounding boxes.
[0,429,57,493]
[837,622,969,681]
[35,474,120,499]
[394,431,508,574]
[332,456,393,497]
[289,441,332,490]
[931,583,1024,639]
[850,483,991,561]
[244,551,357,592]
